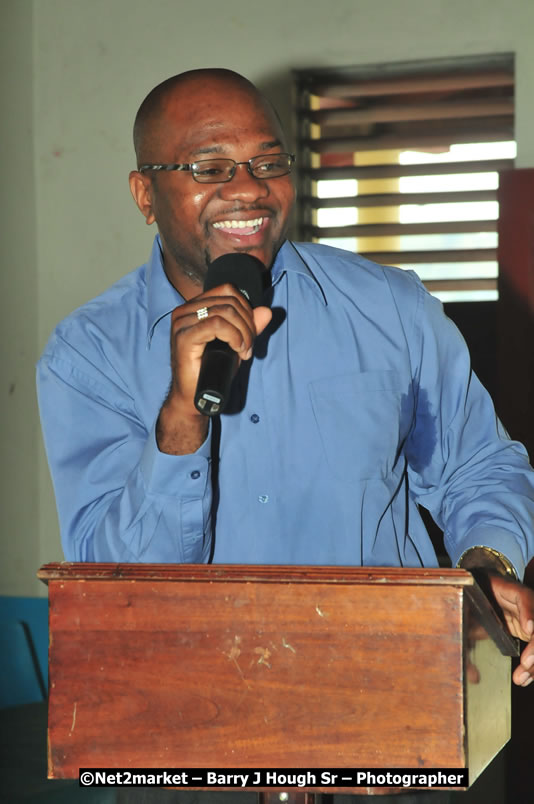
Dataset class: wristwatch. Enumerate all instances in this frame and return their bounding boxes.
[457,545,518,580]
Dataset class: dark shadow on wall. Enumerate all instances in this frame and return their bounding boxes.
[257,70,298,239]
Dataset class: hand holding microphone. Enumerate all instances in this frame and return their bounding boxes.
[194,253,267,415]
[157,253,271,455]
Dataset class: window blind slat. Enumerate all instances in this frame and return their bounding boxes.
[305,190,498,208]
[307,99,513,127]
[301,127,514,154]
[306,70,513,99]
[357,249,496,264]
[309,220,497,238]
[303,159,513,181]
[423,278,497,292]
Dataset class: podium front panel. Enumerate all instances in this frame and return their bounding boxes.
[39,564,515,791]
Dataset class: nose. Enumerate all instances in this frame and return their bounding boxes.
[218,163,269,202]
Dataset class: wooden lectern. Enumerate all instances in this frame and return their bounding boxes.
[38,563,518,799]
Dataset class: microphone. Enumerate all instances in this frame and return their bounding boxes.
[194,253,266,416]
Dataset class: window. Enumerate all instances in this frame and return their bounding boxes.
[295,55,515,302]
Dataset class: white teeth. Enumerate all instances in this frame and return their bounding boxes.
[213,217,264,232]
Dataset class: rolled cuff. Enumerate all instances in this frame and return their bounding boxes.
[448,526,527,580]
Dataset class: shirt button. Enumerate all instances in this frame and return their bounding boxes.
[190,470,201,479]
[250,413,260,423]
[258,495,269,504]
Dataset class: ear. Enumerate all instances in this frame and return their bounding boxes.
[129,170,156,225]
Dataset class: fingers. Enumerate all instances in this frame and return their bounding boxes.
[253,305,273,338]
[166,283,270,415]
[489,575,534,640]
[177,302,254,357]
[177,289,254,349]
[514,640,534,687]
[488,574,534,687]
[515,609,534,688]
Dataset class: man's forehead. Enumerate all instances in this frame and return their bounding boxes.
[163,84,274,124]
[158,96,284,155]
[191,136,282,155]
[176,126,282,157]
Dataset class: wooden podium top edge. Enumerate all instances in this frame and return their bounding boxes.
[37,562,473,586]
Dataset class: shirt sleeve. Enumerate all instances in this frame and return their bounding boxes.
[36,349,213,563]
[403,279,534,579]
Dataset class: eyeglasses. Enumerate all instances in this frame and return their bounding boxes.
[139,152,295,183]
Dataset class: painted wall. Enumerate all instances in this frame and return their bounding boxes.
[2,1,39,596]
[3,0,534,596]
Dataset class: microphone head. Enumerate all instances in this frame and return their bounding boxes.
[204,253,266,308]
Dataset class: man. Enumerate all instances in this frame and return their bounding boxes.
[38,68,533,801]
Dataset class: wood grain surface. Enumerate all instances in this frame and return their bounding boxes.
[41,564,512,792]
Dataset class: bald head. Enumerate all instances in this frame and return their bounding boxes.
[133,69,283,167]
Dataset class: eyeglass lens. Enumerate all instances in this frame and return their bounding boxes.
[192,153,293,183]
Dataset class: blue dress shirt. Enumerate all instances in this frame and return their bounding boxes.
[37,236,534,576]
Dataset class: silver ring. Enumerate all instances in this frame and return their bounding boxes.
[196,306,209,320]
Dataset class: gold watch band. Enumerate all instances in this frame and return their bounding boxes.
[457,545,518,580]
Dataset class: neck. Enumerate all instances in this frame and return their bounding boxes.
[165,264,203,302]
[160,241,204,301]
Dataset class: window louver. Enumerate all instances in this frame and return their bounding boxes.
[295,56,515,301]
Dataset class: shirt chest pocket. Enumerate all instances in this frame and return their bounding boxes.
[309,370,404,481]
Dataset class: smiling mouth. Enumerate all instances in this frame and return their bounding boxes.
[212,217,265,236]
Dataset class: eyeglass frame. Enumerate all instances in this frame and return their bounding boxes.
[138,152,295,183]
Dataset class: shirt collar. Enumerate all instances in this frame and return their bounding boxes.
[271,241,328,305]
[145,235,328,345]
[146,235,184,347]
